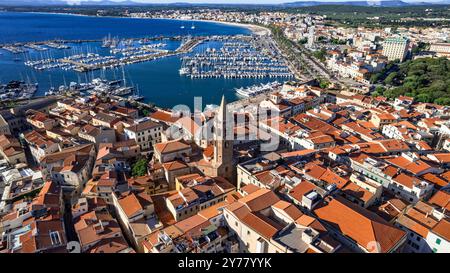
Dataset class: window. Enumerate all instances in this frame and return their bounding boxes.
[436,238,442,245]
[247,230,250,235]
[50,231,61,245]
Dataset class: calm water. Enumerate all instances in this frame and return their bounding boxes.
[0,12,282,109]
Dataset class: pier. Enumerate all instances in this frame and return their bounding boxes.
[21,36,205,73]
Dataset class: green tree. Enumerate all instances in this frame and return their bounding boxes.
[141,108,151,117]
[313,48,327,62]
[299,38,307,44]
[319,80,330,89]
[370,73,381,84]
[435,97,450,105]
[372,86,385,97]
[384,72,398,85]
[132,158,149,177]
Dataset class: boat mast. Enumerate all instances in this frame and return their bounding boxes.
[121,65,126,87]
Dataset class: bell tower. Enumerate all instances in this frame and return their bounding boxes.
[212,95,234,183]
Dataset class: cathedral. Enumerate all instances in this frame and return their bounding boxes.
[150,95,236,187]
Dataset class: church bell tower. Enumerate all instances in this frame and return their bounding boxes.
[212,95,235,184]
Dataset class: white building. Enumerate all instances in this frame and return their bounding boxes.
[124,118,163,152]
[382,37,409,62]
[430,43,450,58]
[426,220,450,253]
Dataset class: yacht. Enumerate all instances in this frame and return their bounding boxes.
[235,81,280,98]
[114,86,133,96]
[129,85,144,101]
[179,67,189,75]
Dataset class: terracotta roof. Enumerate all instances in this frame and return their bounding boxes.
[431,219,450,242]
[150,110,179,124]
[393,173,423,189]
[421,173,448,189]
[272,200,303,221]
[374,113,396,121]
[429,153,450,164]
[198,201,227,220]
[87,237,132,253]
[203,145,214,159]
[125,119,161,133]
[240,184,260,195]
[154,140,190,155]
[162,160,189,171]
[386,156,431,175]
[174,214,209,234]
[303,162,327,180]
[118,193,143,218]
[314,197,406,253]
[280,149,316,159]
[175,117,201,136]
[238,189,279,212]
[225,188,305,240]
[241,212,280,239]
[341,182,374,203]
[41,144,93,165]
[428,190,450,211]
[289,181,316,203]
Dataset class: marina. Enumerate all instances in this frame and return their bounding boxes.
[0,12,291,108]
[179,36,293,79]
[21,36,205,73]
[44,76,135,98]
[0,80,38,100]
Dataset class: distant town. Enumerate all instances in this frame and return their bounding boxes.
[0,4,449,254]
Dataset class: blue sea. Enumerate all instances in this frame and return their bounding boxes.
[0,12,281,109]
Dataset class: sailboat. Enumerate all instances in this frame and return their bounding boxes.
[180,23,185,29]
[191,22,196,30]
[129,84,144,101]
[114,65,133,96]
[45,75,55,96]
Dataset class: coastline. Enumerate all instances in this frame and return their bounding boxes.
[20,11,270,36]
[186,19,271,36]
